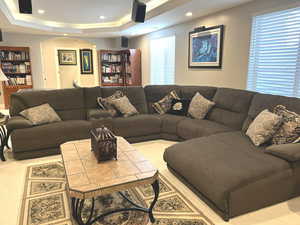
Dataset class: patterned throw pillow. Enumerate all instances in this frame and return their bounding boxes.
[97,91,124,117]
[271,105,300,145]
[111,96,139,117]
[246,109,283,146]
[152,90,180,114]
[167,99,190,116]
[20,103,61,125]
[188,92,215,119]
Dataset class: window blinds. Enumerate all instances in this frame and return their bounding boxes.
[150,36,175,85]
[247,6,300,97]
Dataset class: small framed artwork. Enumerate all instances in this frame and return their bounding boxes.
[80,49,93,74]
[58,50,77,65]
[188,25,224,68]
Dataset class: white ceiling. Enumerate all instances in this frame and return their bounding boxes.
[0,0,253,38]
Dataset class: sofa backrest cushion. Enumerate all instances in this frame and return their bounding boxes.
[243,93,300,131]
[179,86,217,100]
[100,86,148,114]
[207,88,256,130]
[144,85,181,114]
[10,88,86,120]
[84,87,102,110]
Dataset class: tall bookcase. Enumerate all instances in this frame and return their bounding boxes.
[0,46,33,108]
[98,49,141,86]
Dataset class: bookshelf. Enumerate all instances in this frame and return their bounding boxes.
[98,49,141,87]
[0,46,33,108]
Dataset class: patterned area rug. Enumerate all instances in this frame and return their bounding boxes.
[19,161,214,225]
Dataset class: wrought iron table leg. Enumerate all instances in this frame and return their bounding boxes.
[70,179,160,225]
[0,125,7,161]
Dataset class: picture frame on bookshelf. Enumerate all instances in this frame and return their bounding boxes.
[188,25,224,68]
[58,49,77,65]
[80,49,93,74]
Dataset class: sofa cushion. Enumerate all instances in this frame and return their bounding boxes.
[6,116,33,132]
[87,109,114,120]
[246,109,283,146]
[243,93,300,132]
[158,114,186,135]
[84,87,102,110]
[11,120,91,152]
[208,88,255,130]
[164,131,291,212]
[101,87,148,114]
[177,118,233,140]
[112,114,161,138]
[20,103,62,125]
[144,85,181,113]
[179,86,217,100]
[10,88,86,120]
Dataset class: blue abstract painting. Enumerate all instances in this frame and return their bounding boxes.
[192,34,218,63]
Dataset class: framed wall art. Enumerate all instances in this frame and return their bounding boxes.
[80,49,94,74]
[58,49,77,65]
[188,25,224,68]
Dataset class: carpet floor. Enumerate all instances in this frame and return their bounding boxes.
[18,161,214,225]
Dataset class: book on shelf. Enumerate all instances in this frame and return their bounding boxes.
[0,51,29,61]
[4,75,32,86]
[102,64,121,73]
[101,53,121,62]
[1,62,30,73]
[102,75,123,84]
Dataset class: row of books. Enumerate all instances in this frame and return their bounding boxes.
[0,51,30,61]
[101,54,121,62]
[4,75,32,86]
[102,65,121,73]
[1,62,31,73]
[103,75,123,84]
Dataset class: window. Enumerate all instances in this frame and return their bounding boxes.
[247,7,300,97]
[150,36,175,85]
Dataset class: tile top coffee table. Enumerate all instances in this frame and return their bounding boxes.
[60,136,159,225]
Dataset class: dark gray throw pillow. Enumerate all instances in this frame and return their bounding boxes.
[20,103,61,125]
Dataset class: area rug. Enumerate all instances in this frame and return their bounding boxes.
[19,161,214,225]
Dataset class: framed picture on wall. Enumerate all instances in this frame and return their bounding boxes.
[188,25,224,68]
[80,49,93,74]
[58,50,77,65]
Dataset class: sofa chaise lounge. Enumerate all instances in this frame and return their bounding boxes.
[7,85,300,221]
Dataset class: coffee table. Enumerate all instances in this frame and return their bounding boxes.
[60,136,159,225]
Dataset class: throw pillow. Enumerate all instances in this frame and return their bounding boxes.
[20,103,61,125]
[111,96,139,117]
[152,90,180,114]
[188,92,215,119]
[246,109,283,146]
[271,105,300,145]
[167,99,190,116]
[97,90,124,117]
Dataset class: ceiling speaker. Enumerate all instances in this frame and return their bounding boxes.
[0,29,2,42]
[132,0,146,23]
[18,0,32,14]
[121,37,129,48]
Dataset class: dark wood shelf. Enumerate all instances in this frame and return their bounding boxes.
[0,60,30,62]
[3,72,31,75]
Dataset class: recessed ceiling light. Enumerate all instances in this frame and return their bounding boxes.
[38,9,45,14]
[63,34,68,36]
[186,12,193,17]
[99,16,106,20]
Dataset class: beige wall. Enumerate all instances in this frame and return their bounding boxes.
[129,0,300,89]
[0,33,115,106]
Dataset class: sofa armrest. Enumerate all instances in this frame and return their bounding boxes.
[87,109,113,120]
[6,116,33,132]
[265,143,300,162]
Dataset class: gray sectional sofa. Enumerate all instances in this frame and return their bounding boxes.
[7,85,300,221]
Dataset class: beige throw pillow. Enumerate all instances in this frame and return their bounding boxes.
[111,96,139,117]
[246,109,283,146]
[20,103,61,125]
[97,90,124,117]
[188,92,215,119]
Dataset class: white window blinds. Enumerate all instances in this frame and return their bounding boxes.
[150,36,175,85]
[247,6,300,97]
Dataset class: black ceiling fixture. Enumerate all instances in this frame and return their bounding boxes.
[18,0,32,14]
[132,0,146,23]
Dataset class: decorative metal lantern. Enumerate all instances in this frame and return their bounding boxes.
[91,126,117,163]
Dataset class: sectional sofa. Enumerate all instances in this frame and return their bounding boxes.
[7,85,300,221]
